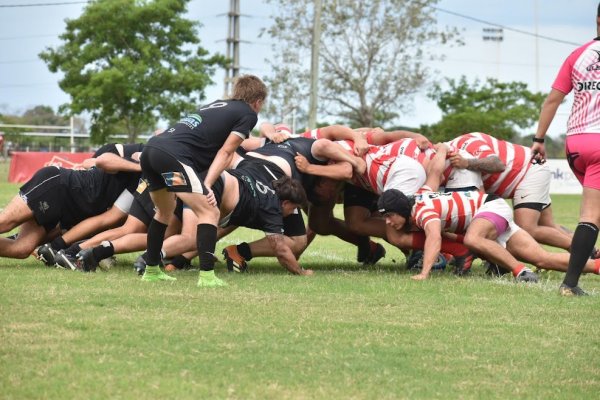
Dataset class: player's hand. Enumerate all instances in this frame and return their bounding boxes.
[205,186,217,207]
[295,152,310,172]
[411,273,429,281]
[415,134,432,150]
[448,152,468,169]
[270,131,290,143]
[531,142,546,165]
[353,137,370,157]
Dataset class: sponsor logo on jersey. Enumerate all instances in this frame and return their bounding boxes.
[575,81,600,91]
[178,114,203,130]
[586,50,600,71]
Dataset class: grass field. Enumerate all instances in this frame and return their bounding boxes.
[1,161,599,399]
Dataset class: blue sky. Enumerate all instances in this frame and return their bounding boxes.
[0,0,597,136]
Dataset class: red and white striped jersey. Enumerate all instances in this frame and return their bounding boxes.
[447,132,532,198]
[335,138,428,194]
[412,186,488,233]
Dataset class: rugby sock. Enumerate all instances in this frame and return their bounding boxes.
[50,236,67,251]
[236,242,253,261]
[92,241,114,261]
[146,219,168,265]
[593,259,600,275]
[564,222,599,287]
[512,263,527,277]
[65,243,81,257]
[356,236,371,262]
[197,223,218,271]
[168,255,191,270]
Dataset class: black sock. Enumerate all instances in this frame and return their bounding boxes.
[197,224,217,271]
[50,236,67,251]
[92,241,115,262]
[146,219,168,265]
[356,236,371,262]
[65,243,81,257]
[169,255,191,269]
[564,222,599,287]
[237,242,253,261]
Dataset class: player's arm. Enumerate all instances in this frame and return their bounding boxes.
[424,144,449,191]
[318,125,369,156]
[295,153,353,180]
[413,219,442,280]
[448,152,505,173]
[94,152,142,173]
[311,139,366,174]
[259,121,290,143]
[532,88,566,161]
[204,134,244,189]
[368,129,432,150]
[266,233,313,275]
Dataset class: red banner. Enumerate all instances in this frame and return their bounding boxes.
[8,152,94,183]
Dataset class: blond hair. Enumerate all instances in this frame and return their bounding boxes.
[231,75,268,105]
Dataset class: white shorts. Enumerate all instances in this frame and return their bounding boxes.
[444,150,484,190]
[383,155,426,196]
[113,189,134,213]
[512,163,551,207]
[473,198,520,248]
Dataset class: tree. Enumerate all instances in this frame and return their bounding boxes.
[40,0,224,143]
[423,76,546,142]
[263,0,459,128]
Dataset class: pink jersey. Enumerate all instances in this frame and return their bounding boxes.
[335,139,428,193]
[552,39,600,135]
[412,186,487,233]
[447,132,532,198]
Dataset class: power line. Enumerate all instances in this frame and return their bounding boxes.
[0,1,87,7]
[0,33,58,40]
[434,6,581,47]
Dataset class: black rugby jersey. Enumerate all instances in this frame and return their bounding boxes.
[145,99,257,172]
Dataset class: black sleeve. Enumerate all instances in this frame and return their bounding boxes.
[282,208,306,237]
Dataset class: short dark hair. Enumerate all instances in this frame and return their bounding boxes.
[273,176,307,208]
[598,2,600,17]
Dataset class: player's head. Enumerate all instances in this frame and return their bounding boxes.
[378,189,413,231]
[273,176,307,215]
[231,75,268,112]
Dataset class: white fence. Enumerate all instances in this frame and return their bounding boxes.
[546,159,582,195]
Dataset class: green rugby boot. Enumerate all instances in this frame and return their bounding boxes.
[141,265,176,282]
[197,270,227,288]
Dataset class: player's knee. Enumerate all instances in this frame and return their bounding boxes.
[463,232,482,252]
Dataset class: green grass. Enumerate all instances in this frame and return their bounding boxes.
[1,163,599,399]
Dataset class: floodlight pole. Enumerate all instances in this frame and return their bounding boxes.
[308,0,322,130]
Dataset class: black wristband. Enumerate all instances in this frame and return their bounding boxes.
[532,137,545,143]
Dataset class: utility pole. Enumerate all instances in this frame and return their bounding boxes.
[223,0,241,98]
[534,0,540,92]
[308,0,322,129]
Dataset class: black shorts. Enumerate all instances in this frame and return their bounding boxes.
[140,146,208,194]
[343,183,379,212]
[283,209,306,237]
[19,166,64,231]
